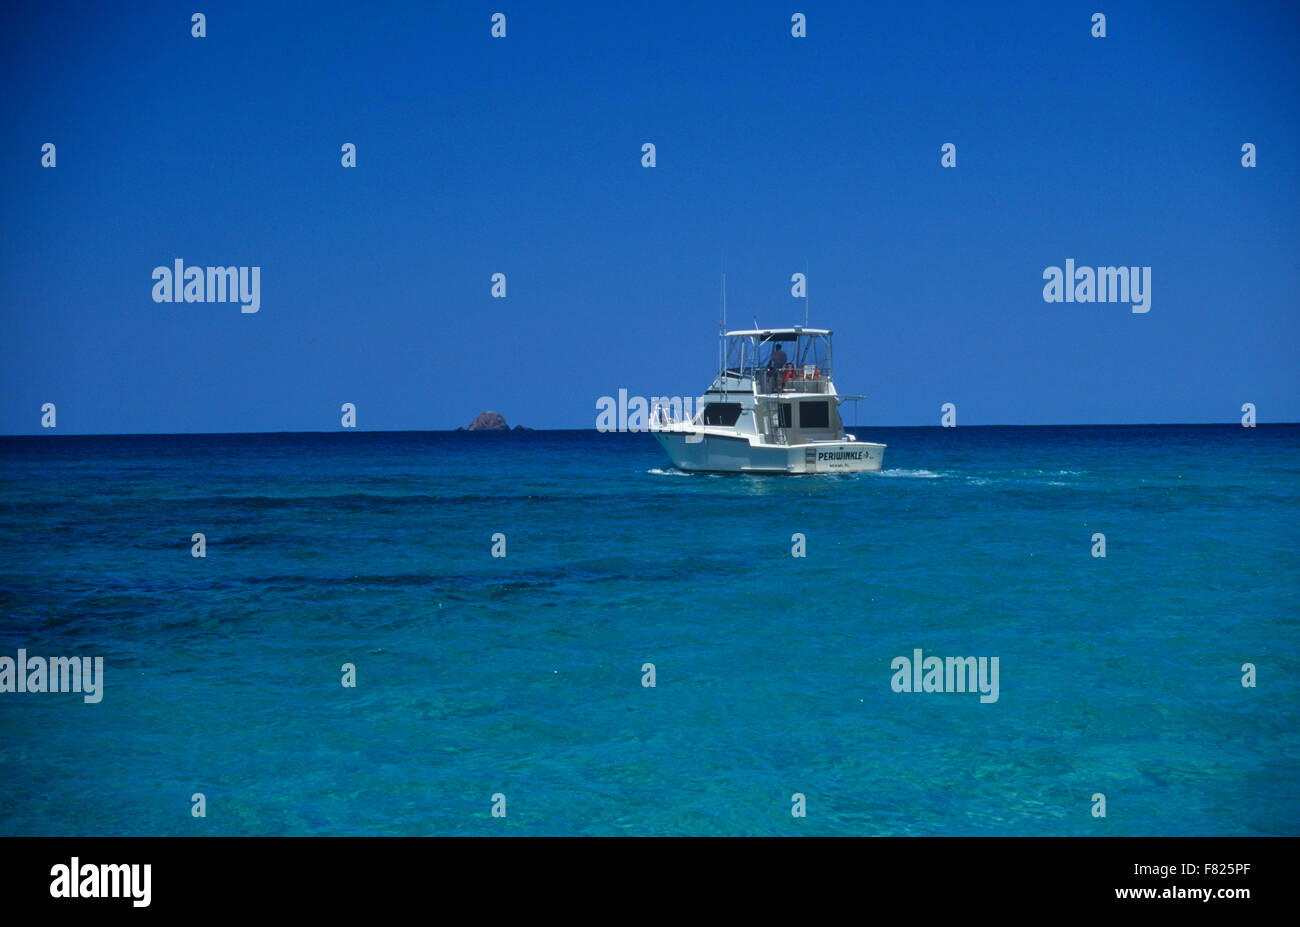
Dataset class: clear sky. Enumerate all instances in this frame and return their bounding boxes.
[2,1,1296,433]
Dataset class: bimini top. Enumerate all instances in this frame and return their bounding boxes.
[725,327,831,340]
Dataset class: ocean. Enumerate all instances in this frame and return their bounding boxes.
[0,425,1296,835]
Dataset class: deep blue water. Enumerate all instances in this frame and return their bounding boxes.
[0,425,1296,835]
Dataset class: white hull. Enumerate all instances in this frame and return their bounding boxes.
[654,428,885,474]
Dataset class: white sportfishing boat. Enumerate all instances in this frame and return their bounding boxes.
[651,326,886,473]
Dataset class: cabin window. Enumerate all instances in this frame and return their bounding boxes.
[778,403,792,428]
[799,400,829,429]
[702,402,742,426]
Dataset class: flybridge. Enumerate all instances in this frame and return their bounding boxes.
[722,327,834,382]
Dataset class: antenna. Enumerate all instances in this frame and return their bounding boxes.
[718,270,725,381]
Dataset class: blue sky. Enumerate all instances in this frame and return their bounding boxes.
[2,1,1296,433]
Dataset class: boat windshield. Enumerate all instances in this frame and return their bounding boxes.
[724,331,833,379]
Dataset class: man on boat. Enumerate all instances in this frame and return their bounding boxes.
[768,342,788,392]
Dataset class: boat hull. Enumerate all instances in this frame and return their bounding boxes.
[653,429,885,474]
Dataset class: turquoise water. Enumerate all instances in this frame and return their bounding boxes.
[0,425,1296,835]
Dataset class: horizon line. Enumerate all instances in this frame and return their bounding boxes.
[2,421,1295,438]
